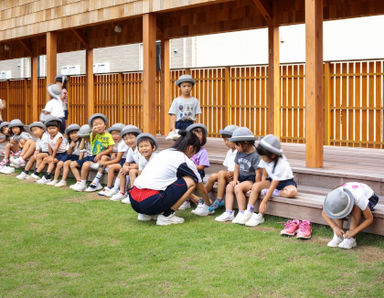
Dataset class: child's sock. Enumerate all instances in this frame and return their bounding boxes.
[92,172,103,185]
[272,189,281,197]
[209,198,222,211]
[163,209,174,217]
[113,178,120,190]
[247,204,254,212]
[225,210,233,214]
[81,179,87,185]
[239,210,245,214]
[23,169,29,174]
[44,172,52,179]
[199,199,204,205]
[33,169,38,175]
[0,158,8,166]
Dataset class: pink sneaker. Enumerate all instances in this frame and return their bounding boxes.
[296,220,312,239]
[280,219,300,236]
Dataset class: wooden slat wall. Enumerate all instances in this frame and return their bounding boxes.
[67,76,86,125]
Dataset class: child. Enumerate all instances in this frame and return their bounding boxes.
[35,117,68,184]
[70,113,114,191]
[110,125,142,202]
[322,182,379,249]
[0,121,10,144]
[215,127,261,223]
[166,74,201,140]
[244,134,297,227]
[128,130,210,226]
[41,84,65,132]
[86,123,125,192]
[16,121,47,180]
[206,124,238,214]
[47,123,81,186]
[55,74,68,130]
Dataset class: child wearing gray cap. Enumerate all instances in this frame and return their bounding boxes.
[322,182,379,249]
[167,74,201,140]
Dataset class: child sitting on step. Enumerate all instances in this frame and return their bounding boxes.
[322,182,379,249]
[0,121,10,144]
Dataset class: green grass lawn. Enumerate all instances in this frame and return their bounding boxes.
[1,174,384,297]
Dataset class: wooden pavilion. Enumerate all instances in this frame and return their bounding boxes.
[1,0,384,168]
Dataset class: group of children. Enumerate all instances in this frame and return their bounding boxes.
[0,74,380,250]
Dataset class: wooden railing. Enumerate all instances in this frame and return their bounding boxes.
[0,60,383,149]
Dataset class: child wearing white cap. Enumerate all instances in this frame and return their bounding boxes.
[322,182,379,249]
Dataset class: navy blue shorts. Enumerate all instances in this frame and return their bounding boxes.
[119,158,126,167]
[239,174,256,183]
[267,177,297,190]
[55,152,68,162]
[76,155,95,167]
[198,170,205,180]
[175,120,194,130]
[368,193,379,211]
[64,154,79,162]
[129,178,188,215]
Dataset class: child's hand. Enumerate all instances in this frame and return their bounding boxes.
[69,141,76,148]
[94,154,101,162]
[344,230,355,239]
[228,181,237,187]
[259,201,267,214]
[333,226,345,238]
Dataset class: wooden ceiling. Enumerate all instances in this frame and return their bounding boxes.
[0,0,384,60]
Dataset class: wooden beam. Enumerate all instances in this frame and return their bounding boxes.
[18,40,32,56]
[142,13,157,135]
[252,0,272,25]
[46,32,57,101]
[86,48,94,119]
[160,39,170,135]
[71,28,88,49]
[31,56,39,121]
[305,0,324,168]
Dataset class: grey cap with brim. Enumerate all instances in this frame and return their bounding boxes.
[323,188,355,219]
[176,74,196,87]
[28,121,46,131]
[259,134,283,156]
[219,124,238,136]
[137,133,158,150]
[65,123,81,135]
[0,121,10,131]
[186,123,207,134]
[45,116,62,128]
[8,119,25,129]
[88,113,109,127]
[107,123,125,133]
[77,124,91,137]
[55,74,68,84]
[120,125,142,137]
[47,84,62,101]
[229,127,256,142]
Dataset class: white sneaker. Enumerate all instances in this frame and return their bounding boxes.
[233,210,253,225]
[37,177,51,184]
[156,213,184,226]
[0,166,14,174]
[9,156,18,164]
[104,188,118,197]
[18,158,26,167]
[138,213,157,222]
[338,237,357,249]
[55,180,67,187]
[85,182,103,192]
[9,161,20,168]
[121,196,131,204]
[90,162,100,170]
[245,213,265,227]
[16,171,29,180]
[215,211,235,222]
[29,173,40,180]
[110,192,126,201]
[71,182,86,192]
[166,131,180,141]
[327,233,344,248]
[97,187,110,196]
[192,204,210,216]
[46,179,58,186]
[178,201,191,211]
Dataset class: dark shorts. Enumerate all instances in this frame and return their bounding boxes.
[60,118,66,134]
[76,155,95,167]
[41,151,49,154]
[368,193,379,211]
[175,120,194,130]
[55,152,68,162]
[267,177,297,190]
[64,154,79,162]
[198,170,205,180]
[64,110,69,121]
[119,158,126,167]
[239,174,256,183]
[129,178,188,215]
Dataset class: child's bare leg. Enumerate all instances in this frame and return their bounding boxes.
[170,176,197,210]
[36,157,49,172]
[20,139,32,156]
[348,206,362,233]
[129,169,138,187]
[54,161,64,180]
[22,141,36,160]
[280,185,297,198]
[216,171,229,199]
[225,183,236,211]
[70,161,81,181]
[47,159,57,174]
[248,180,271,206]
[80,161,91,180]
[61,160,72,181]
[107,164,121,187]
[35,153,48,168]
[24,156,36,171]
[119,172,126,193]
[234,181,253,211]
[189,193,200,205]
[205,173,219,193]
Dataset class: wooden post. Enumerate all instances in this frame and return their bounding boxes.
[46,32,57,102]
[31,56,39,121]
[267,5,280,137]
[142,13,157,135]
[324,62,331,145]
[305,0,324,168]
[6,80,10,121]
[24,79,28,123]
[160,39,171,135]
[118,72,124,123]
[86,48,94,119]
[224,66,231,126]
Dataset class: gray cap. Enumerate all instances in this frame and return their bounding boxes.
[47,84,62,101]
[176,74,196,87]
[219,124,238,136]
[28,121,46,131]
[65,123,81,135]
[229,127,256,142]
[186,123,207,134]
[88,113,109,127]
[8,119,25,129]
[323,188,355,219]
[55,74,68,84]
[120,125,142,137]
[259,134,283,156]
[77,124,91,137]
[45,116,62,128]
[0,121,10,132]
[137,133,158,150]
[107,123,125,133]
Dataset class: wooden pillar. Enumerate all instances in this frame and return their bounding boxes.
[46,32,57,101]
[86,48,94,119]
[6,80,10,121]
[323,62,331,145]
[31,56,39,121]
[224,66,231,126]
[160,39,170,135]
[305,0,324,168]
[142,13,157,135]
[267,21,280,137]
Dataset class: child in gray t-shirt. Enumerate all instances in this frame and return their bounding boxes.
[168,74,201,135]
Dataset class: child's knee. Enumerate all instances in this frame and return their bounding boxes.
[183,176,196,189]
